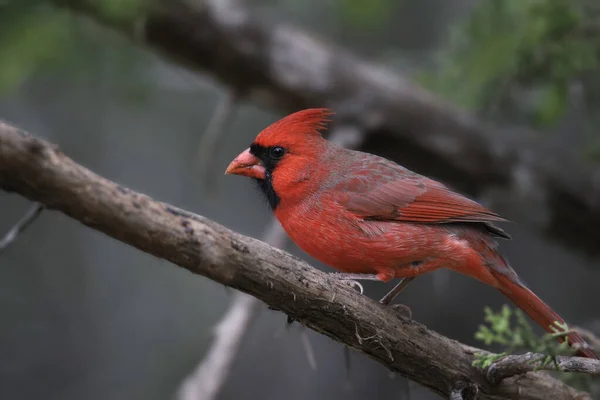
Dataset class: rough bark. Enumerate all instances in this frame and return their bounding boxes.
[0,120,594,400]
[51,0,600,259]
[487,353,600,385]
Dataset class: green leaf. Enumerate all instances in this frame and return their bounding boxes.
[0,8,74,93]
[338,0,390,29]
[420,0,600,130]
[534,84,567,126]
[472,305,589,390]
[86,0,149,24]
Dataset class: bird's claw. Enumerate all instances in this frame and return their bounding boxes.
[340,279,364,294]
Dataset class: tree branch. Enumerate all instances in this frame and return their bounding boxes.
[0,119,595,400]
[487,353,600,385]
[53,0,600,259]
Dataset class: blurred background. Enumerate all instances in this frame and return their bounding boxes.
[1,0,600,399]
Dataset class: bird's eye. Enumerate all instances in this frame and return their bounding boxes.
[269,146,286,159]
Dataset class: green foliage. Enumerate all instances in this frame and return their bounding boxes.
[473,306,597,393]
[337,0,391,28]
[85,0,149,24]
[534,84,568,126]
[420,0,600,127]
[473,305,575,369]
[0,3,74,92]
[0,0,151,101]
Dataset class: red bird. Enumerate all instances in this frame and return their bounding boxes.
[225,108,597,359]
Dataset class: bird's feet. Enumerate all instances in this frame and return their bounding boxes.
[340,279,364,294]
[378,277,415,305]
[377,277,415,320]
[328,272,381,281]
[327,273,414,318]
[328,272,379,295]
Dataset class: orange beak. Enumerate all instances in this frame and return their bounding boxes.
[225,148,266,179]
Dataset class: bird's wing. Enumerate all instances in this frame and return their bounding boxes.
[333,157,507,225]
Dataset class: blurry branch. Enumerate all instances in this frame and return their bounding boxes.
[1,122,597,400]
[299,326,318,371]
[178,124,365,399]
[197,90,239,192]
[53,0,600,259]
[177,219,285,400]
[487,353,600,385]
[177,292,259,400]
[0,203,43,255]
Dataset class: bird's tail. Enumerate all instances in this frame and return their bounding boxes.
[491,268,597,359]
[460,230,597,359]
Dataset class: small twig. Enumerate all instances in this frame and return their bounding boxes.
[177,292,259,400]
[487,352,600,385]
[0,203,43,255]
[343,346,351,380]
[299,328,317,370]
[404,380,413,400]
[197,90,239,191]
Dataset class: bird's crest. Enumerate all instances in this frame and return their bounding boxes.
[254,108,334,146]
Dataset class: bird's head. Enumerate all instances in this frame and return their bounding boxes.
[226,108,334,209]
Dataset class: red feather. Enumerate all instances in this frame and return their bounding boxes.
[335,154,506,224]
[254,108,334,148]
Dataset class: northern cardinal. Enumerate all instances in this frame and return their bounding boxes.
[225,108,597,359]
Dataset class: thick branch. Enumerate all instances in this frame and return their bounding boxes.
[53,0,600,259]
[0,121,594,400]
